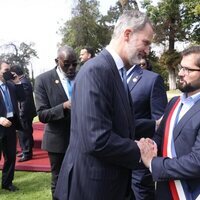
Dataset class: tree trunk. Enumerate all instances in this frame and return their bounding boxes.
[168,67,176,90]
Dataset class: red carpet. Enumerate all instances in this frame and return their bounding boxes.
[0,122,51,172]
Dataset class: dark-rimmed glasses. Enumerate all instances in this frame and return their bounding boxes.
[63,60,77,68]
[177,64,200,75]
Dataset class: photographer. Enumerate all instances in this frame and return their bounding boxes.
[0,61,25,192]
[11,65,37,162]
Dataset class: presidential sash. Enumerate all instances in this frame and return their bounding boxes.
[162,98,200,200]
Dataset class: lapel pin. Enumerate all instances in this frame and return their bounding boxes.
[132,76,138,83]
[55,80,59,84]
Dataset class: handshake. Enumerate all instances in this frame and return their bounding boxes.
[136,138,157,169]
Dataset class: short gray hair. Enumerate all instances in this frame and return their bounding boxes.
[57,45,76,58]
[112,10,152,39]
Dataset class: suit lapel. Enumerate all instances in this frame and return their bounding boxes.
[128,65,143,92]
[51,68,68,100]
[173,99,200,141]
[101,49,133,129]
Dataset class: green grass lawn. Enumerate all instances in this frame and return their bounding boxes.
[0,171,51,199]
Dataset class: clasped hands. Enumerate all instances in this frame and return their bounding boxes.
[136,138,157,168]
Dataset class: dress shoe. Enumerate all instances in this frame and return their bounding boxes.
[17,152,23,157]
[18,155,32,162]
[2,184,19,192]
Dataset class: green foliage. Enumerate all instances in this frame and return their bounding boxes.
[144,0,200,45]
[159,50,181,69]
[60,0,112,54]
[0,171,51,200]
[0,42,38,77]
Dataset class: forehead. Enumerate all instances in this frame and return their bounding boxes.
[0,62,10,70]
[181,54,198,66]
[80,49,87,54]
[59,51,76,60]
[136,23,154,41]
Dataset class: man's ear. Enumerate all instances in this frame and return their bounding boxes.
[88,53,91,59]
[124,28,133,41]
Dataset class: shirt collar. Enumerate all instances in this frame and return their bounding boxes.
[56,66,67,80]
[106,46,124,71]
[180,91,200,105]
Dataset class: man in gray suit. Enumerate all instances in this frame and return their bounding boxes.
[34,45,77,200]
[55,10,155,200]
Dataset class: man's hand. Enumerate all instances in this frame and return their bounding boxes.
[10,72,21,84]
[63,100,71,110]
[0,117,12,127]
[136,138,157,168]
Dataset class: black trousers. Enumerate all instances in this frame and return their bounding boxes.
[48,152,65,200]
[132,168,155,200]
[1,123,16,187]
[17,117,34,156]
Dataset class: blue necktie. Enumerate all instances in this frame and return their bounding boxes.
[0,83,13,114]
[121,68,128,94]
[67,79,72,99]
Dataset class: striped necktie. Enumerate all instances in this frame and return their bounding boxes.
[121,68,128,94]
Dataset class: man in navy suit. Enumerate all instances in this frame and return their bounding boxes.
[141,45,200,200]
[55,10,155,200]
[11,65,37,162]
[128,64,168,199]
[34,45,77,200]
[0,61,25,191]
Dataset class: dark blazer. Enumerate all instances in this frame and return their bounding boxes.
[0,82,25,159]
[128,65,167,132]
[152,96,200,199]
[19,76,36,120]
[34,67,71,153]
[55,49,141,200]
[0,82,25,138]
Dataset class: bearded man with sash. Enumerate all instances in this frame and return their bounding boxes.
[141,45,200,200]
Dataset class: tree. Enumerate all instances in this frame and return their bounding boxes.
[0,42,38,78]
[143,0,200,89]
[60,0,112,54]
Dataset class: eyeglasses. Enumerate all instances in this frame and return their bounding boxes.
[177,64,200,75]
[63,60,77,68]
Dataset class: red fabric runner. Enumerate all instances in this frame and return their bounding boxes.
[0,122,50,172]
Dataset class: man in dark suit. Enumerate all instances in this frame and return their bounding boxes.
[0,61,25,191]
[79,46,95,65]
[128,64,168,199]
[141,45,200,199]
[54,10,155,200]
[34,45,77,200]
[11,65,37,162]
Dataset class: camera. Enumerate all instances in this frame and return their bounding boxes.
[3,71,15,81]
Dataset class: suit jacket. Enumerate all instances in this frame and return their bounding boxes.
[129,65,167,140]
[19,76,36,120]
[34,67,71,153]
[152,96,200,199]
[0,81,25,138]
[55,49,141,200]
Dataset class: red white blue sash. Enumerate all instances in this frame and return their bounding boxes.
[162,98,200,200]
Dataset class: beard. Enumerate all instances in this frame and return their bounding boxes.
[126,45,146,66]
[178,79,200,93]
